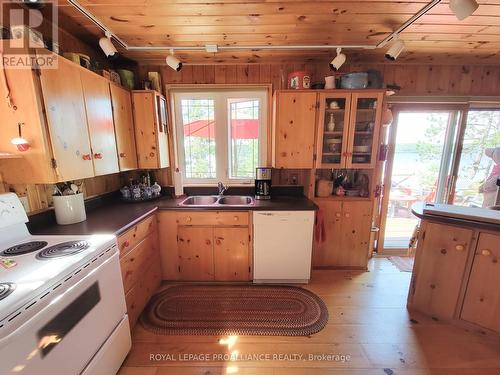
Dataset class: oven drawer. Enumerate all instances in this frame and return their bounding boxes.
[120,232,159,294]
[125,255,162,329]
[118,214,157,255]
[176,211,249,226]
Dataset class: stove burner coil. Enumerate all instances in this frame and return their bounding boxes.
[36,241,90,260]
[0,241,48,256]
[0,283,15,301]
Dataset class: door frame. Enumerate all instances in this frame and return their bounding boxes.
[376,103,468,254]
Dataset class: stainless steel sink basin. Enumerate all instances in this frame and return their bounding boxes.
[218,196,254,205]
[180,195,218,206]
[178,195,254,207]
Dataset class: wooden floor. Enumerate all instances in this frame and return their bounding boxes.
[118,258,500,375]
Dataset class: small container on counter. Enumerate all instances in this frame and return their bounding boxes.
[53,193,86,225]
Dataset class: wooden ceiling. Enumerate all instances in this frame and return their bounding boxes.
[56,0,500,65]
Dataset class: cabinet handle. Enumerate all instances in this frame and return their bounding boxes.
[345,213,350,218]
[82,154,92,160]
[216,239,221,245]
[455,245,465,251]
[149,152,155,157]
[94,153,103,159]
[186,217,192,222]
[119,152,126,158]
[122,240,130,249]
[335,212,341,218]
[481,249,492,257]
[233,216,239,221]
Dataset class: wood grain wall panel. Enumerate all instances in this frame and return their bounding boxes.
[142,63,500,96]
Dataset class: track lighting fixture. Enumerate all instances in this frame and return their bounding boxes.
[329,48,346,71]
[385,39,405,61]
[99,32,118,60]
[166,52,182,71]
[449,0,479,20]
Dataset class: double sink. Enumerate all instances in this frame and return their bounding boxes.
[179,195,254,207]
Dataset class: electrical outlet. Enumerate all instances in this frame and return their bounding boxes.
[19,196,29,212]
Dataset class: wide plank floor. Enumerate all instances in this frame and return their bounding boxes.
[118,258,500,375]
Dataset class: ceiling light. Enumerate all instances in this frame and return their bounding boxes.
[329,48,346,71]
[385,39,405,61]
[449,0,479,20]
[166,52,182,71]
[99,33,118,60]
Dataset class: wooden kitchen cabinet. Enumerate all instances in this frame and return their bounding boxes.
[272,89,385,170]
[80,69,119,176]
[38,55,95,181]
[110,83,138,171]
[410,222,473,320]
[214,227,250,281]
[157,211,252,281]
[316,91,384,169]
[272,91,317,168]
[0,46,136,183]
[461,232,500,333]
[118,214,161,329]
[177,226,215,281]
[132,90,170,169]
[312,200,372,268]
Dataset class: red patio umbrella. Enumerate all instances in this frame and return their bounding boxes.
[184,119,258,139]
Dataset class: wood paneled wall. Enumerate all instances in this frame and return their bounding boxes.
[139,62,500,96]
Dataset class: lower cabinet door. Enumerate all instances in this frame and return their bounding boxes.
[177,226,215,281]
[312,200,343,267]
[214,227,250,281]
[461,232,500,332]
[340,201,372,268]
[412,223,473,319]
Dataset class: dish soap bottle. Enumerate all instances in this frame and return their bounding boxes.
[327,113,336,132]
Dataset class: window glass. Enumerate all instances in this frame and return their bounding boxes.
[454,110,500,207]
[228,99,260,179]
[181,98,216,179]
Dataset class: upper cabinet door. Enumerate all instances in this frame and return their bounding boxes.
[132,91,161,169]
[39,57,94,181]
[346,92,384,169]
[273,91,317,168]
[156,94,170,168]
[80,70,119,176]
[316,93,352,168]
[110,84,138,171]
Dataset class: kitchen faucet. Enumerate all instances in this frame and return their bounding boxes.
[218,182,228,196]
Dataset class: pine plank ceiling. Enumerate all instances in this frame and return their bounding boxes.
[57,0,500,65]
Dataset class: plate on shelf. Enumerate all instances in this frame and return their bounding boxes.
[353,145,371,152]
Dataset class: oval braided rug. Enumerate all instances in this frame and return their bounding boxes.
[140,284,329,336]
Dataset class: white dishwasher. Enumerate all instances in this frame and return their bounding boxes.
[253,210,315,283]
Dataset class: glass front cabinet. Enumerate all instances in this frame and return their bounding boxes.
[316,91,384,169]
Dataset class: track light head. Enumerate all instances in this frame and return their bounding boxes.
[449,0,479,20]
[329,47,346,71]
[385,39,405,61]
[99,36,118,60]
[166,53,182,71]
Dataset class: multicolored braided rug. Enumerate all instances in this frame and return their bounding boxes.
[140,284,329,336]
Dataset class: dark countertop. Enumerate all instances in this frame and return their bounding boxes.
[30,195,317,236]
[412,201,500,232]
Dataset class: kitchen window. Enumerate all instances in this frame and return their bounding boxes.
[172,89,268,184]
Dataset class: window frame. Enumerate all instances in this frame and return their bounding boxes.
[171,88,268,185]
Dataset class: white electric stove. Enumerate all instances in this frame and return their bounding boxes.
[0,193,131,375]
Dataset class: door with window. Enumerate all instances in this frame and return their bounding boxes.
[172,89,268,184]
[380,107,462,251]
[379,105,500,252]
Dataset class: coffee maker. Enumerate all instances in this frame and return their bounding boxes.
[255,167,272,200]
